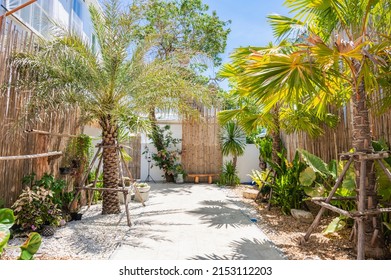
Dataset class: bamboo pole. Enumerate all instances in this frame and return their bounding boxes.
[0,151,62,160]
[24,129,77,138]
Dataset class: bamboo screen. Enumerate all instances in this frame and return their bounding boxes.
[181,107,222,182]
[0,18,81,207]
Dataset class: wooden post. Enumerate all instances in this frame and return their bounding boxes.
[303,156,354,241]
[357,158,367,260]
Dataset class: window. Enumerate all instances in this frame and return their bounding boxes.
[72,0,82,18]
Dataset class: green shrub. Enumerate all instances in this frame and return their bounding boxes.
[219,161,240,186]
[12,187,63,231]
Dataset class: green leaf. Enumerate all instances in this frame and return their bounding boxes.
[323,216,346,235]
[304,183,325,197]
[19,232,42,260]
[299,149,330,176]
[383,222,391,231]
[299,167,316,186]
[0,224,11,254]
[0,208,15,228]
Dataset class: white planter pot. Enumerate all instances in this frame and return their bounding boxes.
[175,174,184,184]
[135,185,151,202]
[118,187,133,204]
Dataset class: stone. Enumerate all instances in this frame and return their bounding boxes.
[290,209,314,224]
[243,189,259,199]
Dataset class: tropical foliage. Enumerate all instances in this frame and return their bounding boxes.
[10,0,221,213]
[0,208,42,260]
[220,0,391,258]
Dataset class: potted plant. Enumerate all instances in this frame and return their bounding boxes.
[174,164,186,184]
[134,182,151,202]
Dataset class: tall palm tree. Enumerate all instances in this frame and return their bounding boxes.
[11,0,206,214]
[227,0,391,258]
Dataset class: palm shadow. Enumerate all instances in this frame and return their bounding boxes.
[187,200,252,229]
[189,238,285,260]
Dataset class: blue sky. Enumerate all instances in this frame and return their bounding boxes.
[200,0,289,86]
[202,0,289,65]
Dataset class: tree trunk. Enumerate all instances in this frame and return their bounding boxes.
[352,63,386,258]
[100,115,121,215]
[270,107,282,167]
[232,155,238,170]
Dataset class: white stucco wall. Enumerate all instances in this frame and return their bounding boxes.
[223,144,260,183]
[84,123,260,183]
[140,121,182,182]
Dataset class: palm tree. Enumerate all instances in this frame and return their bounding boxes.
[11,0,206,214]
[226,0,391,258]
[220,122,246,170]
[218,43,338,167]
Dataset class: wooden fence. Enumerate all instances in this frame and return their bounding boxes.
[0,18,81,207]
[181,108,222,182]
[282,101,391,162]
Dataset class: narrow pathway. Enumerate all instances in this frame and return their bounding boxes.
[110,183,285,260]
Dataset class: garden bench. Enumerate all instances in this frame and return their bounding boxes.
[187,173,218,184]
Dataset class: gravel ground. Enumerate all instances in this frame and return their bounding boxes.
[1,185,360,260]
[2,203,132,260]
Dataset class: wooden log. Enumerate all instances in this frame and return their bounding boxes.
[311,196,356,201]
[304,156,354,241]
[351,207,391,217]
[0,151,62,160]
[312,201,352,217]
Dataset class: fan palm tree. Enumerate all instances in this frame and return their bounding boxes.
[11,0,209,214]
[226,0,391,258]
[218,42,338,167]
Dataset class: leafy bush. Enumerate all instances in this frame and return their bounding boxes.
[268,151,306,215]
[148,125,181,182]
[219,161,240,186]
[12,187,63,231]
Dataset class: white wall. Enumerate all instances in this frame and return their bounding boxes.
[84,123,260,183]
[223,144,260,183]
[140,122,182,182]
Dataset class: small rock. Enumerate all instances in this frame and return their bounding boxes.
[243,189,259,199]
[291,209,314,224]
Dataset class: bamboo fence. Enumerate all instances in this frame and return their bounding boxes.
[282,100,391,162]
[181,107,222,182]
[0,18,81,207]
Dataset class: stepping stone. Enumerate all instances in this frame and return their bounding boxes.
[243,189,259,199]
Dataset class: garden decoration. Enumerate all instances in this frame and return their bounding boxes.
[301,151,391,260]
[70,142,146,227]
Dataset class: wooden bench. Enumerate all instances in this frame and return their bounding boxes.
[187,174,219,184]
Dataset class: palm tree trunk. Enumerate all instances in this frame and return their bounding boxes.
[100,115,121,214]
[232,155,238,170]
[271,106,282,167]
[352,63,385,258]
